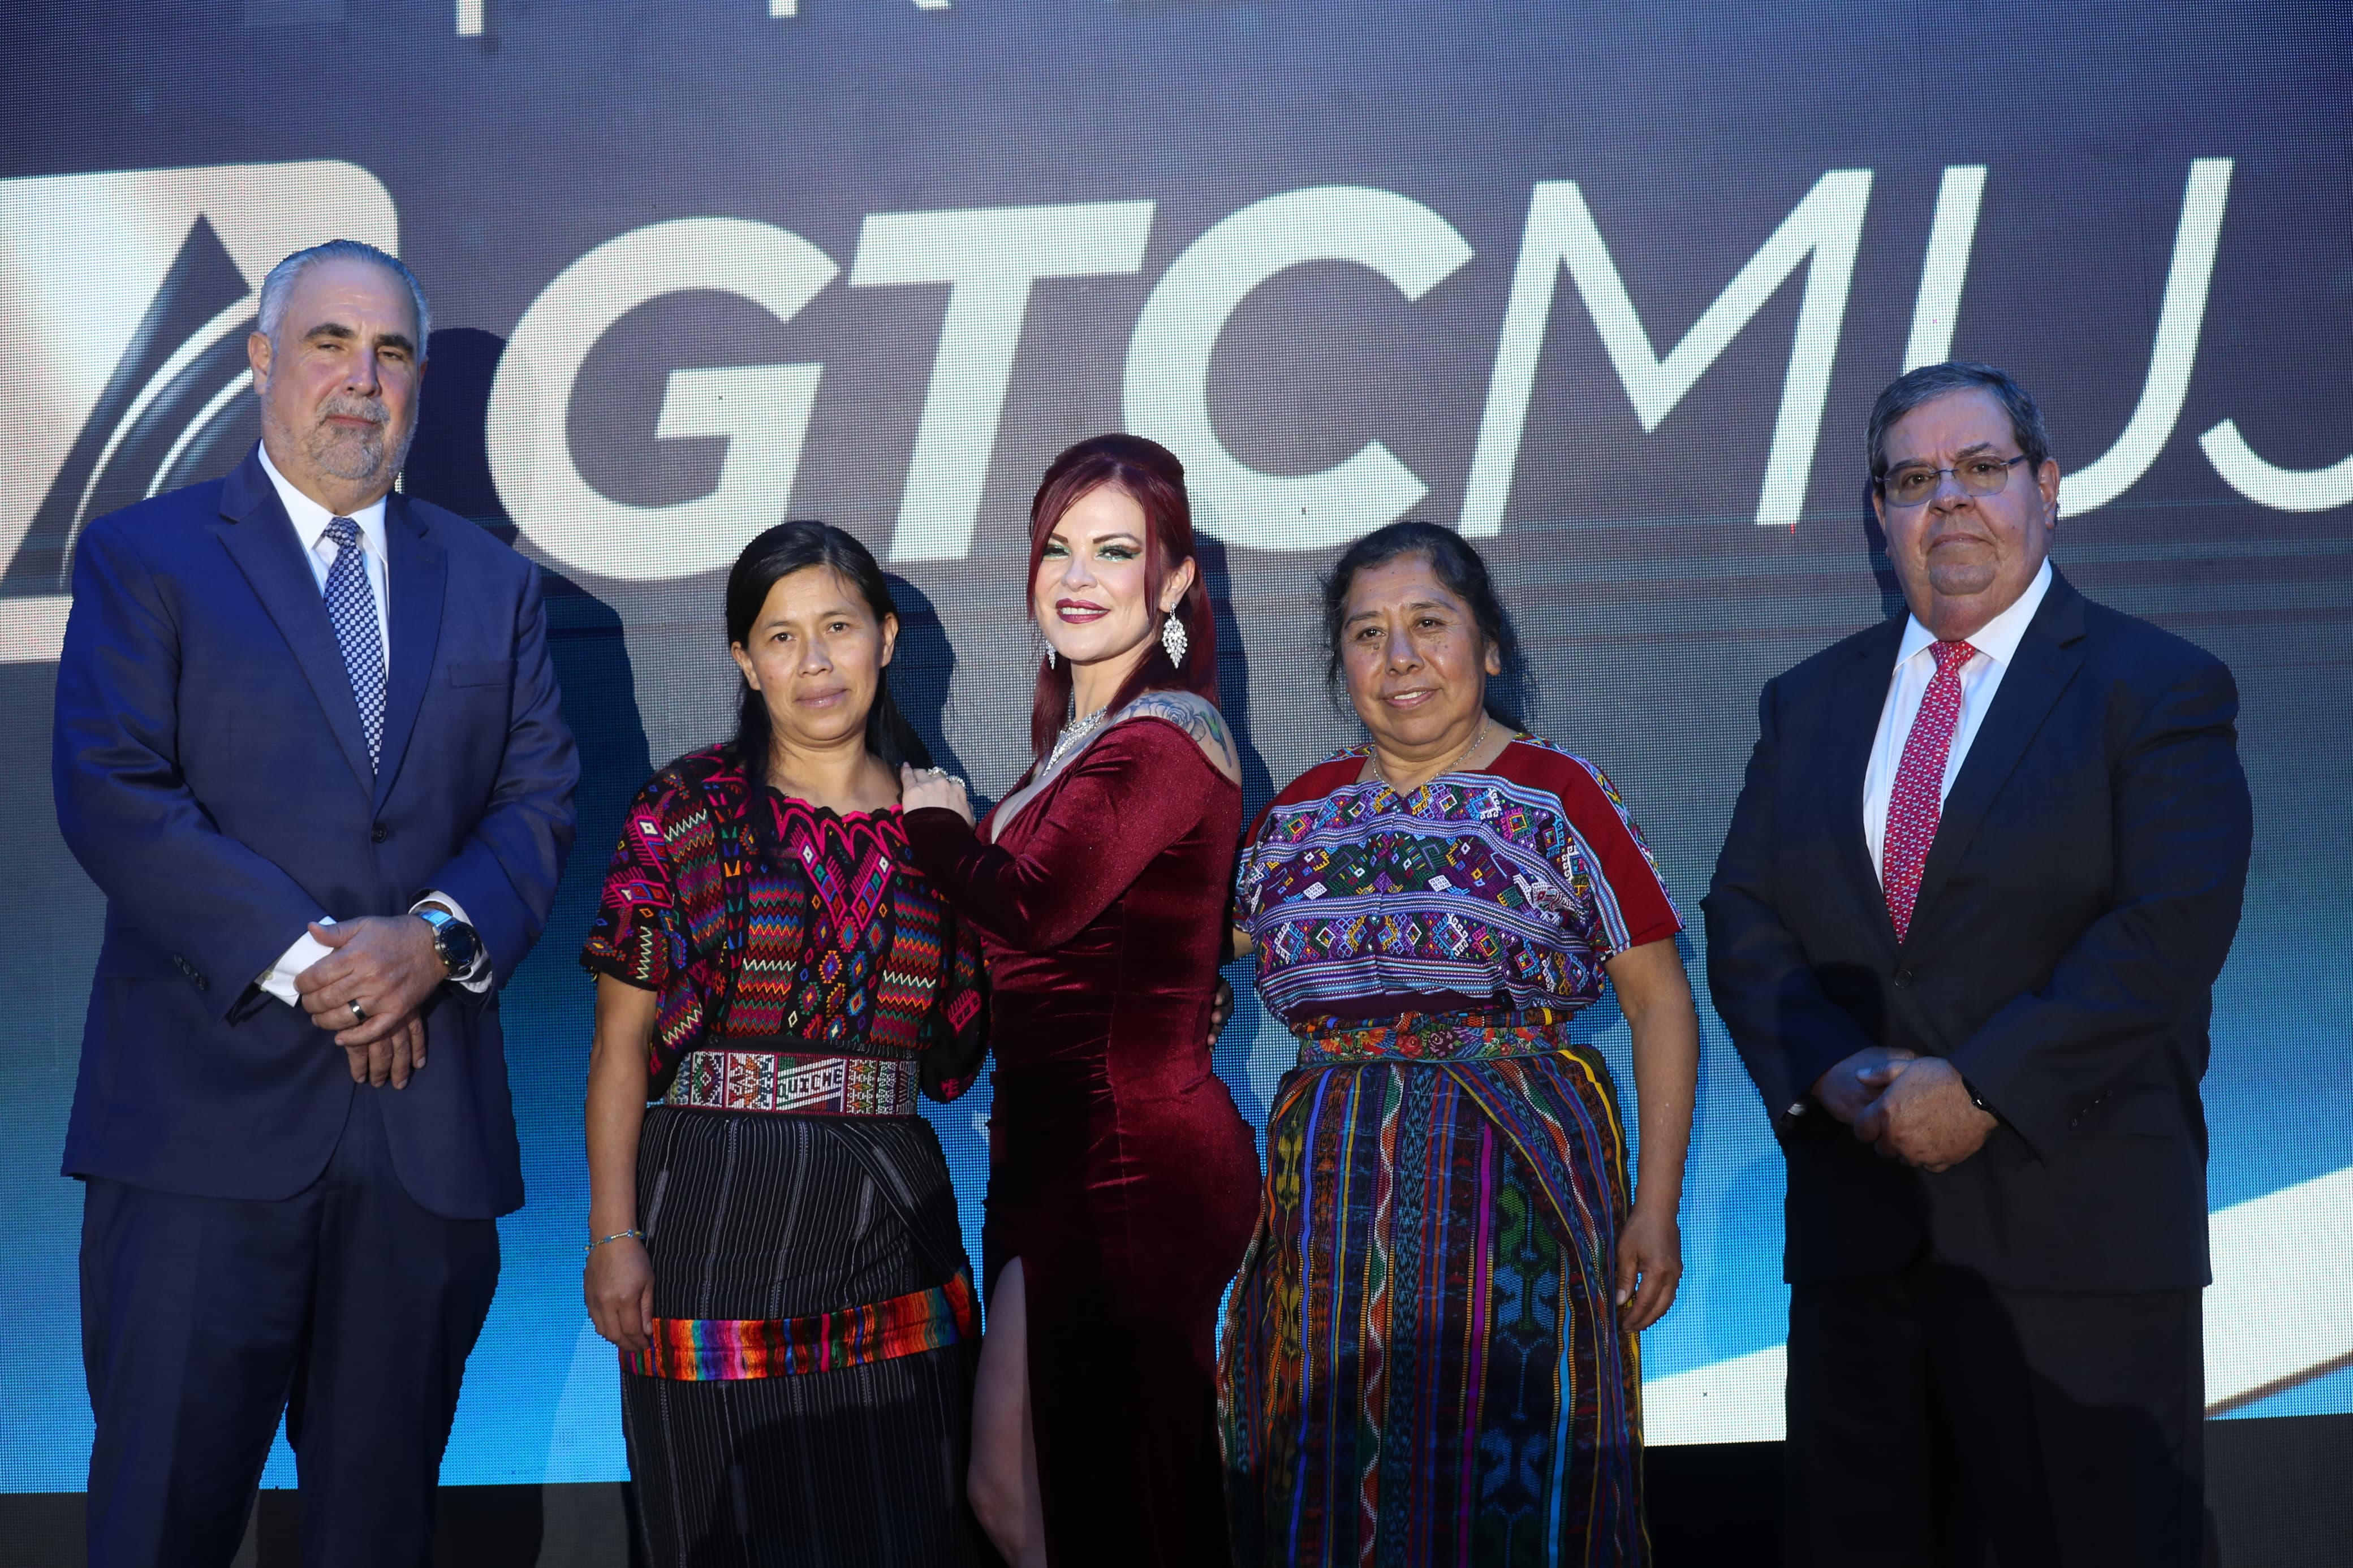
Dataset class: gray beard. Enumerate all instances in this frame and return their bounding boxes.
[309,426,383,482]
[307,417,415,483]
[268,405,415,489]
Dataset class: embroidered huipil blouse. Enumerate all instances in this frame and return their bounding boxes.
[1235,735,1682,1060]
[581,746,988,1100]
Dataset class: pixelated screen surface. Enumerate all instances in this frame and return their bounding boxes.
[2,1,2347,1490]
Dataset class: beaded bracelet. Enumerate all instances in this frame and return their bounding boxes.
[586,1228,646,1254]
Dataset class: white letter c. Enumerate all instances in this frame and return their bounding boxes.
[1122,187,1471,551]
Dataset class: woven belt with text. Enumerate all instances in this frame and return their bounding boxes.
[665,1048,919,1117]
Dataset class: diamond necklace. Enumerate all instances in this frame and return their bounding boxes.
[1048,701,1111,767]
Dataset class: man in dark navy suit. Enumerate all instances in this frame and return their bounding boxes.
[54,240,578,1566]
[1705,362,2251,1567]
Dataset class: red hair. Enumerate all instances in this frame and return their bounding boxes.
[1025,433,1219,761]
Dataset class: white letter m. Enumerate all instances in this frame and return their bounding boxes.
[1463,169,1873,532]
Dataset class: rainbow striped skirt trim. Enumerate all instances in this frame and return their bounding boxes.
[623,1264,978,1380]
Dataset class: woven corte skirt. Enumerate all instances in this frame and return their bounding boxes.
[621,1105,987,1567]
[1219,1048,1648,1566]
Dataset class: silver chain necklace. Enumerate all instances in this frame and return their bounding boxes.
[1372,716,1490,794]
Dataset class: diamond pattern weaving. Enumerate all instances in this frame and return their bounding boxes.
[321,516,384,769]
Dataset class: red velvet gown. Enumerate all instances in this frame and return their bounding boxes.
[905,714,1260,1567]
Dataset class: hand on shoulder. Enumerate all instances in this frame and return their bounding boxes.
[899,764,976,826]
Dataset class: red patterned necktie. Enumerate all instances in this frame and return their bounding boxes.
[1882,639,1977,944]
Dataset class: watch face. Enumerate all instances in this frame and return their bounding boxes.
[436,920,482,974]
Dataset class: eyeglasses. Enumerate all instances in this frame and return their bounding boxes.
[1878,452,2031,508]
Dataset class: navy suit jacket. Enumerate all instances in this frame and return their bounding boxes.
[1702,570,2252,1293]
[54,446,578,1220]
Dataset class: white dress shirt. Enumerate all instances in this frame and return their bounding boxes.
[253,447,489,1004]
[258,443,393,666]
[1861,558,2054,883]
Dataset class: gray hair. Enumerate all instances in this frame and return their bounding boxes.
[256,239,432,349]
[1867,361,2050,487]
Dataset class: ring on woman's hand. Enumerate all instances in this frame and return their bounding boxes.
[348,1000,368,1023]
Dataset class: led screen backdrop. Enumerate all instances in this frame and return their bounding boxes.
[2,0,2348,1493]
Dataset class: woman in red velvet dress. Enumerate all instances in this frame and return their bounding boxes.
[902,433,1259,1567]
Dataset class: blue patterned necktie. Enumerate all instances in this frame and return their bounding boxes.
[322,516,385,771]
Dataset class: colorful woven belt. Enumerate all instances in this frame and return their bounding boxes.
[665,1047,919,1117]
[624,1266,977,1380]
[1294,1008,1586,1065]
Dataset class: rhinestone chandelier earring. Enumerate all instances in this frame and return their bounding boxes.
[1160,610,1188,670]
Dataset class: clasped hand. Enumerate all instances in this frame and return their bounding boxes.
[292,916,444,1089]
[1811,1048,1995,1173]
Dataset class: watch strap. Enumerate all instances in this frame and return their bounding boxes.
[415,906,476,977]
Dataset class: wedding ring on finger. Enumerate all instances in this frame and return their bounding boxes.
[349,999,368,1023]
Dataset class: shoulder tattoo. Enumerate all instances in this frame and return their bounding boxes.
[1123,693,1240,775]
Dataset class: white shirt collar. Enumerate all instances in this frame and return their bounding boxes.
[1894,556,2054,671]
[256,442,390,561]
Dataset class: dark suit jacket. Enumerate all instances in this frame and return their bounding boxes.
[54,446,578,1220]
[1702,570,2251,1293]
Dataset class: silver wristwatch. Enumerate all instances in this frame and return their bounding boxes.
[415,906,483,978]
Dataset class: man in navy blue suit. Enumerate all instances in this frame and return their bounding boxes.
[1705,363,2251,1566]
[54,240,578,1566]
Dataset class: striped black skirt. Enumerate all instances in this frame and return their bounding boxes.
[622,1105,988,1567]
